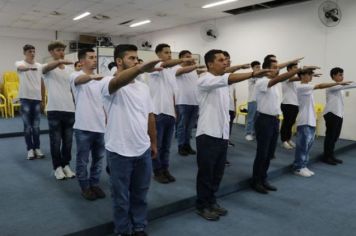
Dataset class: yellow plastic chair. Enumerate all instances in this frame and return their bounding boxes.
[3,71,19,84]
[314,103,324,137]
[7,91,21,118]
[236,102,248,124]
[0,93,7,118]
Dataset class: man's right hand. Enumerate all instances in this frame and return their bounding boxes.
[138,60,162,73]
[59,59,74,65]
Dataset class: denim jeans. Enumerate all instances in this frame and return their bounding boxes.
[20,99,41,150]
[196,135,228,210]
[176,105,198,147]
[252,113,279,184]
[293,125,315,171]
[245,101,257,135]
[74,129,105,190]
[153,114,175,171]
[47,111,75,169]
[107,149,152,234]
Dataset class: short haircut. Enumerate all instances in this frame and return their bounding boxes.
[48,41,66,51]
[264,54,276,62]
[77,48,95,60]
[298,69,313,78]
[74,61,80,67]
[262,59,277,69]
[155,43,170,54]
[251,61,261,68]
[23,44,35,52]
[222,51,230,58]
[330,67,344,78]
[204,49,224,68]
[179,50,192,58]
[108,62,116,70]
[287,63,298,71]
[113,44,138,61]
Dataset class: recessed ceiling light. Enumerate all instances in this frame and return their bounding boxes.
[73,11,91,21]
[129,20,151,28]
[202,0,238,9]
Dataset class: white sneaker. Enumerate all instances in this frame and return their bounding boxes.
[27,149,35,160]
[54,167,66,180]
[288,140,296,148]
[294,168,312,177]
[63,165,76,178]
[282,141,293,150]
[245,134,254,141]
[34,149,45,159]
[303,167,315,176]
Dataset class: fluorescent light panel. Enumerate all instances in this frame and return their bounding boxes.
[202,0,238,9]
[73,11,91,21]
[129,20,151,28]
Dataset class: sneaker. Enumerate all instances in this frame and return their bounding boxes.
[90,186,106,198]
[210,203,228,216]
[228,141,235,147]
[322,158,338,165]
[294,168,312,177]
[263,181,277,191]
[178,146,189,156]
[245,134,254,141]
[186,145,197,155]
[54,167,66,180]
[133,231,148,236]
[250,182,268,194]
[282,141,293,150]
[288,140,296,148]
[34,149,45,159]
[81,188,97,201]
[153,170,170,184]
[63,165,76,178]
[196,208,220,221]
[303,167,315,176]
[332,157,343,164]
[27,149,35,160]
[162,169,176,182]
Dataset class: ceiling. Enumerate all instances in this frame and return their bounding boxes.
[0,0,270,37]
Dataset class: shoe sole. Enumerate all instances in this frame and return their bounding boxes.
[196,211,220,221]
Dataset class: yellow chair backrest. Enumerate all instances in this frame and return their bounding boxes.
[314,103,324,113]
[3,71,19,84]
[237,102,248,115]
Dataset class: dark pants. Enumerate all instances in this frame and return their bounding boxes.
[280,104,299,142]
[153,114,175,171]
[196,135,228,210]
[229,110,236,135]
[323,112,343,160]
[20,99,41,150]
[176,105,199,147]
[252,113,279,184]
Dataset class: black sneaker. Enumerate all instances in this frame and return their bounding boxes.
[162,169,176,182]
[228,141,235,147]
[251,182,268,194]
[322,158,338,165]
[153,170,170,184]
[210,203,228,216]
[178,146,189,156]
[196,208,220,221]
[263,181,277,191]
[332,157,343,164]
[133,231,148,236]
[186,145,197,155]
[81,188,97,201]
[91,186,106,198]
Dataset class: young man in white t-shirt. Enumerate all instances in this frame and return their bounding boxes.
[102,44,161,236]
[293,70,351,177]
[147,43,194,184]
[15,44,45,160]
[70,48,106,201]
[173,50,205,156]
[245,60,261,141]
[42,41,76,180]
[252,58,317,194]
[323,67,356,165]
[195,49,271,221]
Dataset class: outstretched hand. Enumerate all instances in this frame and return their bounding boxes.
[138,60,162,73]
[302,66,320,72]
[240,63,251,69]
[253,69,275,77]
[291,57,304,64]
[338,81,353,86]
[59,60,74,65]
[312,73,322,77]
[182,58,196,64]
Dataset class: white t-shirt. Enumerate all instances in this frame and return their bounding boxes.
[196,72,230,140]
[102,76,153,157]
[147,63,178,117]
[255,77,282,116]
[15,60,43,101]
[229,85,236,111]
[172,65,198,106]
[70,70,106,133]
[323,83,356,118]
[282,80,299,106]
[247,78,257,102]
[296,83,316,127]
[43,65,75,112]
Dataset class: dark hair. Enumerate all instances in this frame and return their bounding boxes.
[77,48,95,60]
[74,61,80,67]
[222,51,230,58]
[155,43,170,54]
[262,59,277,69]
[298,69,313,78]
[23,44,35,52]
[287,63,298,71]
[48,41,66,51]
[251,61,260,68]
[179,50,192,58]
[113,44,138,61]
[330,67,343,78]
[204,49,224,68]
[108,62,116,70]
[264,54,276,62]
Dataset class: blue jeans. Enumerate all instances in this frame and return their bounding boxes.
[20,99,41,150]
[176,105,198,147]
[48,111,75,169]
[153,114,175,171]
[107,149,152,234]
[293,125,315,171]
[74,129,105,190]
[245,101,257,135]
